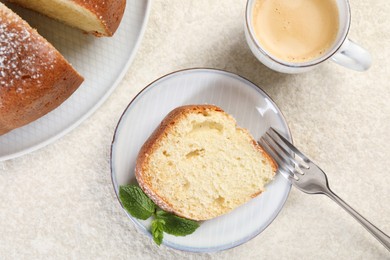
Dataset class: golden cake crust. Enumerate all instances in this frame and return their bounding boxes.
[75,0,127,36]
[0,3,84,135]
[7,0,126,36]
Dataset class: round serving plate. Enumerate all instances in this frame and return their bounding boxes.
[0,0,151,161]
[111,68,292,252]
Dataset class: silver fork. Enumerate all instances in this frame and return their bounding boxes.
[259,127,390,252]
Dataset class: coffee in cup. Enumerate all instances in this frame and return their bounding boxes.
[252,0,339,63]
[245,0,372,73]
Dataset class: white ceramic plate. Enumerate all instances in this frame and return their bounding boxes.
[0,1,151,161]
[111,68,292,252]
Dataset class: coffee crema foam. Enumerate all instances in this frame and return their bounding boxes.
[252,0,339,63]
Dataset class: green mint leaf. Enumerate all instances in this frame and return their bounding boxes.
[119,185,156,220]
[151,219,165,246]
[156,210,199,236]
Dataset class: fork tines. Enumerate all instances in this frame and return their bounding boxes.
[259,128,309,179]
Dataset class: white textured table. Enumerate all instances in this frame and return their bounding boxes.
[1,0,389,259]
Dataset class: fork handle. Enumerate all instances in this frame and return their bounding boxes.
[325,189,390,251]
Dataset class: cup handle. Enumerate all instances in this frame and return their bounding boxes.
[331,38,372,71]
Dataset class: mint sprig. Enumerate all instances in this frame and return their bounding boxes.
[119,185,155,220]
[151,219,165,245]
[156,210,199,236]
[119,185,200,246]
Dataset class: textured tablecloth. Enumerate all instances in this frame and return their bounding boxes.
[1,0,389,259]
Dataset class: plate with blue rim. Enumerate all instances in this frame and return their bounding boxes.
[110,68,292,252]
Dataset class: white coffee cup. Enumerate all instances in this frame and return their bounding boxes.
[245,0,372,74]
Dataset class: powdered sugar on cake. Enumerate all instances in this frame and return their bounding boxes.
[0,2,83,135]
[0,8,57,90]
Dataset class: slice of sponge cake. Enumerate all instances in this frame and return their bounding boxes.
[136,105,277,221]
[7,0,126,36]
